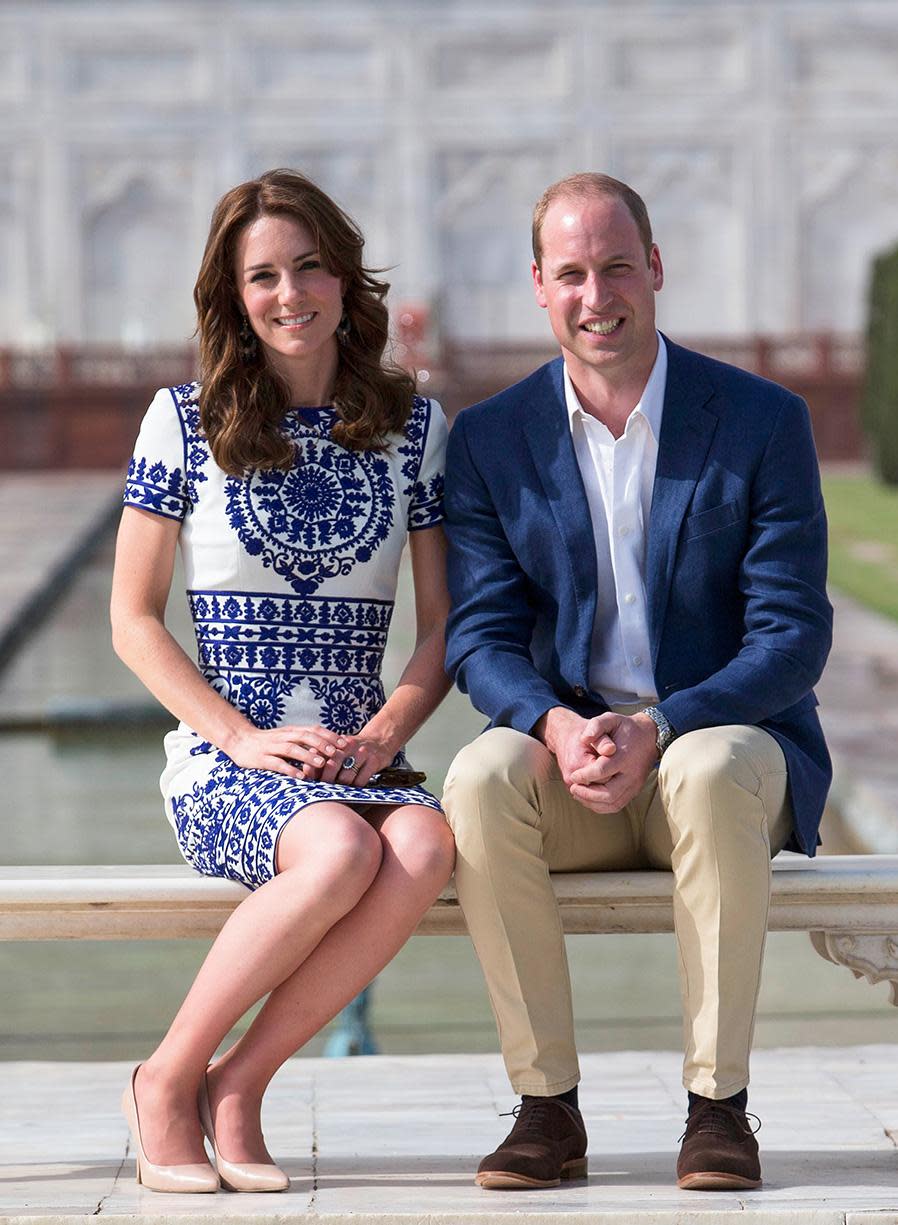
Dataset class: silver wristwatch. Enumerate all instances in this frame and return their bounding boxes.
[641,705,678,757]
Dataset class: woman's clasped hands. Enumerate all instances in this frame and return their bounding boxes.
[223,723,398,787]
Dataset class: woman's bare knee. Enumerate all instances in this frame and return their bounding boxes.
[379,807,456,885]
[276,804,383,888]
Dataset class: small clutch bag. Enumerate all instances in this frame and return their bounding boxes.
[366,767,427,788]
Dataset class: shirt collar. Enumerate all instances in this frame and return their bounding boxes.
[564,331,668,442]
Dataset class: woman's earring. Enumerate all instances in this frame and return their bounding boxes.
[336,311,351,343]
[238,314,258,362]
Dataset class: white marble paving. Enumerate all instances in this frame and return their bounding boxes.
[0,1049,897,1221]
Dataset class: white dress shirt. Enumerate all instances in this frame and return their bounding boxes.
[563,333,667,705]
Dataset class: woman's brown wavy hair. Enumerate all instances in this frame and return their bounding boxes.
[194,168,416,474]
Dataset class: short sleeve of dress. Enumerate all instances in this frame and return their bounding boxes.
[407,398,448,531]
[123,388,191,522]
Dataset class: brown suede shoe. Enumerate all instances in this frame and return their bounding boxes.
[476,1098,588,1190]
[676,1099,762,1190]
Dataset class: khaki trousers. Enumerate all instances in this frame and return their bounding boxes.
[442,722,792,1100]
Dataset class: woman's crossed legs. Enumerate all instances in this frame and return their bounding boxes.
[133,800,455,1167]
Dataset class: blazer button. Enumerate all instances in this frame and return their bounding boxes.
[573,685,586,698]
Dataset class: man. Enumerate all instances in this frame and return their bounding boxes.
[442,173,832,1192]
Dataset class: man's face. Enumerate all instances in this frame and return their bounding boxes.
[532,193,663,378]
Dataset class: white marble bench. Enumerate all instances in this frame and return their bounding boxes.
[2,855,897,1002]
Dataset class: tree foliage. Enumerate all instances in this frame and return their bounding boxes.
[863,243,898,484]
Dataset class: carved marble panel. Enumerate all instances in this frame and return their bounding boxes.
[425,28,571,98]
[236,35,386,100]
[607,18,750,93]
[76,157,197,344]
[786,15,898,95]
[797,142,898,332]
[0,143,41,346]
[434,145,567,342]
[0,174,14,341]
[68,49,195,97]
[0,24,32,106]
[55,31,210,104]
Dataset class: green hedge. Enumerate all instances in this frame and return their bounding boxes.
[862,242,898,484]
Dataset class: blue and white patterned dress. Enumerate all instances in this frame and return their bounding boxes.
[123,383,447,888]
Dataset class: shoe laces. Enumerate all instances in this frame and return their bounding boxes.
[500,1098,565,1138]
[678,1100,761,1143]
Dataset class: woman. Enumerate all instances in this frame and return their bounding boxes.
[110,169,455,1193]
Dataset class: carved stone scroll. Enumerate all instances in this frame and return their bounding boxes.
[810,931,898,1006]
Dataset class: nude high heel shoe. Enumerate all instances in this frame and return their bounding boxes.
[199,1073,290,1193]
[121,1066,219,1193]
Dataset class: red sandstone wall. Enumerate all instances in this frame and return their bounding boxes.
[0,336,865,469]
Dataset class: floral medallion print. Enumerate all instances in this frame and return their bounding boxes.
[307,676,386,735]
[234,675,292,729]
[226,435,395,595]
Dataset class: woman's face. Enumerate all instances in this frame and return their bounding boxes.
[235,212,344,395]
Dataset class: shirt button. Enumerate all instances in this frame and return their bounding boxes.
[624,592,636,605]
[618,525,630,537]
[573,685,586,698]
[632,656,643,667]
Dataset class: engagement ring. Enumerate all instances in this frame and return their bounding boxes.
[341,755,357,772]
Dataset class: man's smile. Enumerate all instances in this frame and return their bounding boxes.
[581,318,624,336]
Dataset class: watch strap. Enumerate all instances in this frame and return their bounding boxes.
[641,705,678,757]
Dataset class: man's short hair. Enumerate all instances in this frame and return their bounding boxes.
[532,173,654,268]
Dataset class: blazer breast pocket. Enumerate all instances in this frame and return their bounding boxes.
[684,499,740,541]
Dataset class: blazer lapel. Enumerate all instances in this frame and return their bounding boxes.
[647,342,719,662]
[521,360,597,673]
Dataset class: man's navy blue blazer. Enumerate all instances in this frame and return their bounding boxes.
[443,338,833,856]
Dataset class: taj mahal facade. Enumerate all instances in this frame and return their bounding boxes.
[0,0,897,461]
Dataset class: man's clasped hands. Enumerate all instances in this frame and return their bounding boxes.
[537,708,661,814]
